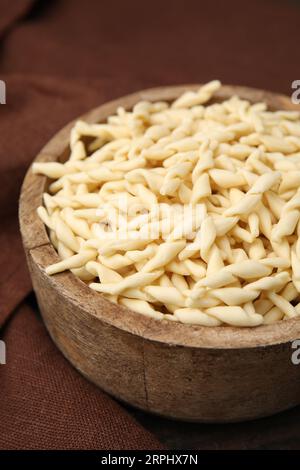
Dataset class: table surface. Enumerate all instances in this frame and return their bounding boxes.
[131,404,300,450]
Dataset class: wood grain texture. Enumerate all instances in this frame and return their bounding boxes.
[19,85,300,422]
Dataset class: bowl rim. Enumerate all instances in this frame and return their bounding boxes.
[19,83,300,349]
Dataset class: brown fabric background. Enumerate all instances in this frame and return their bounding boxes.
[0,0,300,450]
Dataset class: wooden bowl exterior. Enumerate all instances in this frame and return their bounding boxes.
[19,85,300,422]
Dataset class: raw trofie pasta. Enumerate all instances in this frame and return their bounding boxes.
[33,81,300,327]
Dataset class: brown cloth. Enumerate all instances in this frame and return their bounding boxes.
[0,0,300,450]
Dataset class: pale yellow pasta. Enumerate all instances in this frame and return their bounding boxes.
[85,261,122,283]
[62,207,91,239]
[57,240,73,260]
[53,213,80,252]
[37,206,54,230]
[32,162,69,179]
[46,249,97,275]
[291,249,300,280]
[247,238,266,260]
[223,194,261,217]
[244,271,290,292]
[248,171,281,195]
[98,253,133,270]
[271,210,300,242]
[205,306,263,327]
[33,81,300,326]
[195,270,237,289]
[225,260,271,279]
[259,135,296,153]
[191,173,211,203]
[119,298,163,320]
[186,295,221,309]
[172,80,221,109]
[143,286,186,307]
[141,241,185,273]
[166,260,190,275]
[213,216,238,237]
[209,169,245,189]
[210,287,259,306]
[206,245,224,275]
[280,281,298,301]
[267,292,297,318]
[231,225,253,244]
[90,270,163,296]
[122,288,154,302]
[243,301,256,316]
[279,172,300,193]
[200,216,216,262]
[254,298,273,315]
[171,273,189,293]
[248,213,260,238]
[183,259,206,279]
[263,306,284,324]
[174,308,221,326]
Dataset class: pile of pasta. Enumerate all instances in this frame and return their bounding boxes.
[33,80,300,327]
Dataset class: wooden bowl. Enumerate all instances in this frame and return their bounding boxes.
[19,85,300,422]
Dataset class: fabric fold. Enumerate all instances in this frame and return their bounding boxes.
[0,0,35,38]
